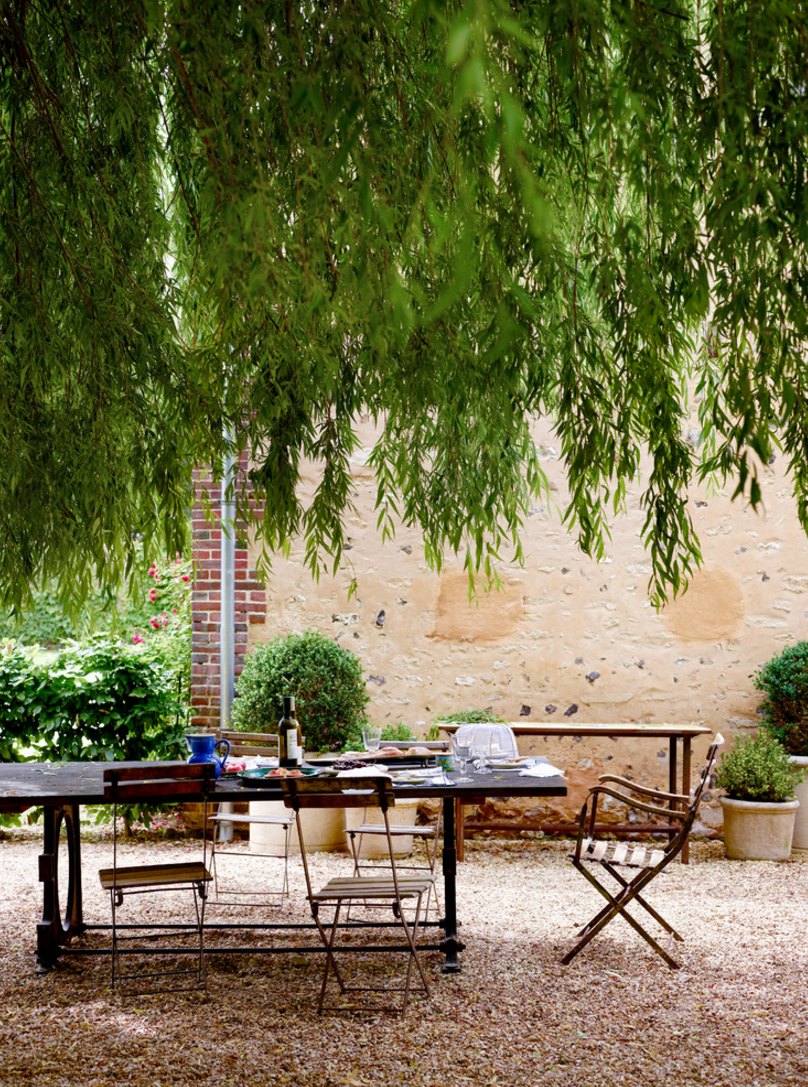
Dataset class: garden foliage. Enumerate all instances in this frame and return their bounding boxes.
[715,731,805,803]
[755,642,808,756]
[0,637,187,764]
[231,631,369,753]
[0,3,806,609]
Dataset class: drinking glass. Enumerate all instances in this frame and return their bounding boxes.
[451,737,473,782]
[362,724,383,751]
[471,745,491,774]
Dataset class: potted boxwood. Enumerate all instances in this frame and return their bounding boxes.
[232,630,370,851]
[715,731,805,860]
[754,641,808,850]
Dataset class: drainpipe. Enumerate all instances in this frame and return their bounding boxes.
[220,430,236,729]
[218,426,236,842]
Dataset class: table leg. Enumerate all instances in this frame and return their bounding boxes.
[682,737,692,864]
[455,796,465,863]
[439,796,464,973]
[36,804,84,972]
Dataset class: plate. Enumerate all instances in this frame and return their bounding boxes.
[389,768,441,785]
[488,758,532,771]
[237,767,318,787]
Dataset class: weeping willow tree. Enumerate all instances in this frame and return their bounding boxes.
[0,1,805,609]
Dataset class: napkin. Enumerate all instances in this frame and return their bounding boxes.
[519,763,564,778]
[336,765,391,778]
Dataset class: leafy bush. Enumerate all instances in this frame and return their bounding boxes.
[755,642,808,755]
[0,636,187,763]
[231,631,369,753]
[0,644,44,759]
[0,591,80,647]
[427,708,506,740]
[715,731,805,802]
[339,719,416,752]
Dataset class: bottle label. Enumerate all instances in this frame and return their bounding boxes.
[286,726,299,763]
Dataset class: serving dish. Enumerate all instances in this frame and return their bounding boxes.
[237,767,318,787]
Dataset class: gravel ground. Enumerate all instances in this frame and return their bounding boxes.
[0,827,806,1087]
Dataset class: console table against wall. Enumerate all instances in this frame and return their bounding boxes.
[438,722,714,863]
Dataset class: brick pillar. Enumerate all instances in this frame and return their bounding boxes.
[190,458,267,730]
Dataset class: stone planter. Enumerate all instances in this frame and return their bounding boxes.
[248,800,345,854]
[343,797,420,859]
[720,796,799,860]
[790,756,808,851]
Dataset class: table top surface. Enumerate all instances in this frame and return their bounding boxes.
[0,759,567,808]
[438,722,713,738]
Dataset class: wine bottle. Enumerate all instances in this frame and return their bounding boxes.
[278,695,301,767]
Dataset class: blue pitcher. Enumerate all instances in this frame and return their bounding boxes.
[185,733,231,779]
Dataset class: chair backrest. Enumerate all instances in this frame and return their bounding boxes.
[218,729,279,759]
[281,777,398,899]
[668,733,725,844]
[103,762,214,802]
[281,775,396,812]
[103,762,214,871]
[455,722,518,758]
[687,733,724,812]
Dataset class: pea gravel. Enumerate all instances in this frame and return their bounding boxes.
[0,828,806,1087]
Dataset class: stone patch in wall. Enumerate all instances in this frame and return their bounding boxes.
[432,572,525,642]
[660,565,744,642]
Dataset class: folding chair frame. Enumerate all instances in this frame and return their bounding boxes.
[346,806,443,920]
[282,776,432,1015]
[99,763,214,994]
[562,735,724,969]
[208,730,295,909]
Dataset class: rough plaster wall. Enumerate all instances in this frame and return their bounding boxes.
[248,418,808,827]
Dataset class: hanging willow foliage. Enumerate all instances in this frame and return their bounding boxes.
[0,1,805,609]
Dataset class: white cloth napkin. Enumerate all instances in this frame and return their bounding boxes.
[519,763,564,778]
[336,765,391,778]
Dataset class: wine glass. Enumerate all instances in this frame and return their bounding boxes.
[362,724,382,752]
[471,744,491,774]
[451,737,473,782]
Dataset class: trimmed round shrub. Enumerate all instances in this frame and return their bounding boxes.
[231,631,369,753]
[715,731,804,803]
[755,642,808,755]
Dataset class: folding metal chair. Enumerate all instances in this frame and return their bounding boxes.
[562,734,724,969]
[281,776,433,1015]
[346,805,442,920]
[98,762,214,994]
[207,730,295,907]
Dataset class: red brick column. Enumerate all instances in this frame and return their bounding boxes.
[190,459,266,730]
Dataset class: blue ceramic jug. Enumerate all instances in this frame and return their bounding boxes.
[185,733,231,778]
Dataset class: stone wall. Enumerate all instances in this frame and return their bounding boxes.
[198,417,808,828]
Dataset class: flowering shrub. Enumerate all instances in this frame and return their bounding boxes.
[128,555,192,716]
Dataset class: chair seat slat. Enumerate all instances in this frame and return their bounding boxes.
[208,813,294,827]
[351,823,436,837]
[99,861,212,891]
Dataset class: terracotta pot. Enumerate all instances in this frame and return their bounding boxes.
[720,796,799,860]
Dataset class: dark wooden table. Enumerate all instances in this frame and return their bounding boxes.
[0,759,566,974]
[438,722,713,862]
